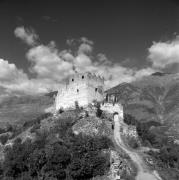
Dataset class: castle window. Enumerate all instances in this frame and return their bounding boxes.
[72,78,74,81]
[95,88,98,92]
[77,89,79,93]
[82,75,84,79]
[106,94,108,102]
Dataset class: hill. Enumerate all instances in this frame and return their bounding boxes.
[105,73,179,139]
[0,73,178,179]
[0,93,54,128]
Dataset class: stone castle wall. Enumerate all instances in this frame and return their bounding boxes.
[55,72,104,110]
[101,103,124,119]
[101,103,138,138]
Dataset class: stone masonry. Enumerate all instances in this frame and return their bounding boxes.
[55,72,104,110]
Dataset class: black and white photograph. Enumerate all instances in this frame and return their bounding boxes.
[0,0,178,180]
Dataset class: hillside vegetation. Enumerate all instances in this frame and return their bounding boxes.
[107,73,179,180]
[106,73,179,139]
[0,112,113,180]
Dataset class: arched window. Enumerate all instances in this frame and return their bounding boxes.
[72,78,74,82]
[82,75,84,79]
[77,89,79,93]
[95,88,98,92]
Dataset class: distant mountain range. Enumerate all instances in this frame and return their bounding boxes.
[0,93,53,128]
[106,73,179,139]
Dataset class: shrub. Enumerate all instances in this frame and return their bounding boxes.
[96,103,103,118]
[59,108,64,114]
[1,116,113,180]
[23,113,52,129]
[0,135,8,145]
[0,128,6,134]
[30,123,41,133]
[128,138,139,149]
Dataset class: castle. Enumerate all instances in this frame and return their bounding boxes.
[55,72,105,110]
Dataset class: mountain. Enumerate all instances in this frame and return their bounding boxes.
[105,73,179,139]
[45,91,58,98]
[0,93,54,128]
[151,72,170,76]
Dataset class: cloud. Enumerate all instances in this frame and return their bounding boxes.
[42,16,58,22]
[25,37,154,90]
[78,43,93,55]
[74,54,92,69]
[86,63,154,89]
[80,37,94,45]
[0,58,59,95]
[14,26,39,46]
[0,58,29,92]
[1,26,157,95]
[26,41,74,81]
[0,59,27,83]
[148,36,179,71]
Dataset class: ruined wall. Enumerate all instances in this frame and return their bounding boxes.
[87,81,104,104]
[121,125,138,138]
[101,103,123,120]
[101,103,138,138]
[55,72,104,110]
[55,82,88,110]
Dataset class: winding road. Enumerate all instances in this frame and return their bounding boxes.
[113,113,162,180]
[101,103,162,180]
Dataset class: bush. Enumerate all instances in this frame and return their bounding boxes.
[148,142,179,169]
[23,113,52,129]
[59,108,64,114]
[96,103,103,118]
[0,135,8,145]
[128,138,139,149]
[1,116,113,180]
[0,128,6,134]
[30,123,41,133]
[124,114,138,126]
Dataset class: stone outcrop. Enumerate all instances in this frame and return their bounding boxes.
[72,116,112,136]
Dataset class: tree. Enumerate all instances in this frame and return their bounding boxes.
[124,114,137,126]
[96,102,103,118]
[0,135,8,145]
[2,114,113,180]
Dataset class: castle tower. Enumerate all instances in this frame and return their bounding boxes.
[55,72,105,110]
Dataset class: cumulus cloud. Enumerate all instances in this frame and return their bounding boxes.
[1,26,157,95]
[85,63,154,89]
[26,41,74,81]
[66,37,93,47]
[14,26,39,46]
[0,58,31,93]
[80,37,94,45]
[0,58,59,94]
[97,53,108,62]
[25,37,154,90]
[148,36,179,71]
[0,59,27,82]
[78,43,93,55]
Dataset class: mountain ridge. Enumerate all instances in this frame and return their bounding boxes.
[106,73,179,139]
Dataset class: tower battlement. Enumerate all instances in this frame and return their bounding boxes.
[67,72,104,86]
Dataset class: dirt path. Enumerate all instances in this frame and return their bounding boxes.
[113,114,162,180]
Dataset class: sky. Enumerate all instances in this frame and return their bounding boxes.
[0,0,179,95]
